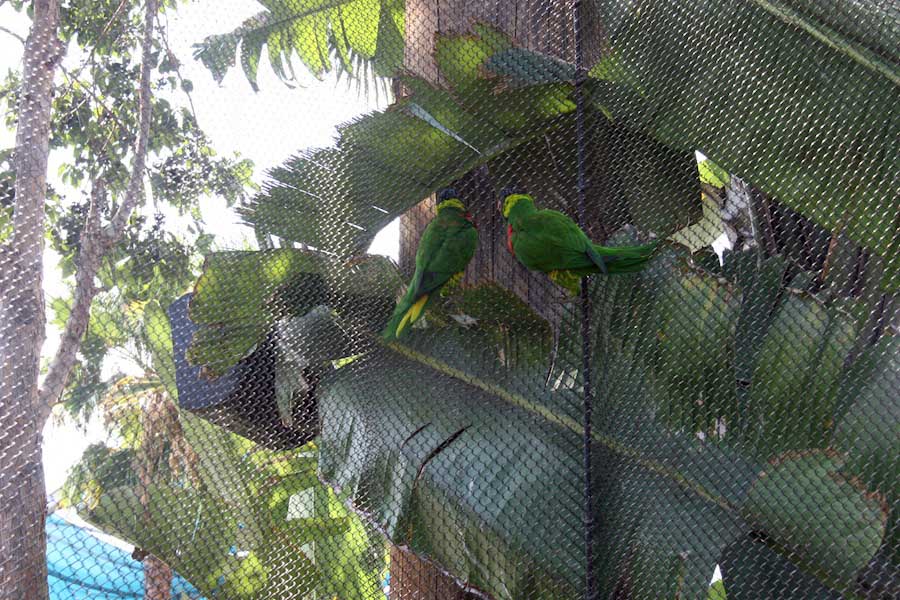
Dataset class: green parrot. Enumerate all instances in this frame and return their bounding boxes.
[500,187,658,294]
[383,188,478,338]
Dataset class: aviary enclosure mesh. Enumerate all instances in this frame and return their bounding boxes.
[1,0,897,598]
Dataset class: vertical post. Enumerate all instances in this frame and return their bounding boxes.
[572,1,596,599]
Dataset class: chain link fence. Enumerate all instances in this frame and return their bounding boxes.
[0,0,897,598]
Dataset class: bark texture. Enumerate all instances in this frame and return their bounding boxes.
[143,554,173,600]
[393,1,594,596]
[0,2,62,598]
[0,0,157,596]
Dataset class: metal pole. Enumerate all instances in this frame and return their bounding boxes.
[572,1,597,598]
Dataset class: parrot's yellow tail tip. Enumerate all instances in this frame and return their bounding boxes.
[396,294,429,336]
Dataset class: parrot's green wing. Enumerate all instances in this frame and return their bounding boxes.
[415,220,477,292]
[512,209,658,288]
[383,213,477,338]
[512,209,596,272]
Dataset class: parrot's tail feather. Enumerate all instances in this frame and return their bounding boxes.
[588,240,659,275]
[382,293,412,340]
[394,294,430,337]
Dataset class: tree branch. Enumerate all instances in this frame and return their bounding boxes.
[158,11,199,128]
[0,25,26,45]
[53,0,130,98]
[102,0,156,245]
[39,0,158,410]
[37,179,104,413]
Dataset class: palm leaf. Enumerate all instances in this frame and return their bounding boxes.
[484,2,899,289]
[182,15,897,599]
[192,0,404,92]
[186,248,398,377]
[311,247,887,598]
[242,26,702,257]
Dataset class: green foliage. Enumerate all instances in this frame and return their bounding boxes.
[707,580,727,600]
[720,534,843,600]
[76,432,387,599]
[0,0,257,426]
[58,443,138,510]
[833,335,900,500]
[182,19,898,598]
[48,222,197,418]
[698,158,730,188]
[144,300,178,398]
[667,157,734,252]
[1,0,255,268]
[0,0,259,423]
[489,2,898,287]
[308,244,892,598]
[175,233,889,598]
[149,130,257,212]
[244,26,699,258]
[193,0,404,91]
[650,268,740,435]
[69,300,387,599]
[610,132,701,236]
[318,347,583,598]
[743,452,887,584]
[89,483,276,598]
[748,293,858,458]
[93,1,900,596]
[186,249,397,376]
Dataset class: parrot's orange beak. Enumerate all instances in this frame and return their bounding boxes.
[465,211,476,227]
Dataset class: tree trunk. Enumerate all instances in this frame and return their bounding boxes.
[399,0,608,324]
[143,554,173,600]
[0,0,158,594]
[390,546,474,599]
[393,1,593,596]
[0,1,62,598]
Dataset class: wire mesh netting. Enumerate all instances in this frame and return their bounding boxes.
[0,0,897,598]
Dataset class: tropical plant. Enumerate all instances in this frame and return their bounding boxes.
[180,22,897,600]
[61,301,387,599]
[192,0,404,93]
[241,23,699,257]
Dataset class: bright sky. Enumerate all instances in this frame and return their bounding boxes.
[0,0,398,500]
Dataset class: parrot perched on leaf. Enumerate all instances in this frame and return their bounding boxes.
[383,188,478,338]
[499,187,658,294]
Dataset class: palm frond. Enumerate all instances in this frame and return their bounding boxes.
[192,0,404,93]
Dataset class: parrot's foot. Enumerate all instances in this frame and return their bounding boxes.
[548,270,582,296]
[440,271,465,297]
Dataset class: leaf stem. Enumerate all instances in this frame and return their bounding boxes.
[383,340,734,514]
[748,0,900,86]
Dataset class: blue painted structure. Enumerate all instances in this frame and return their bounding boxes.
[46,514,204,599]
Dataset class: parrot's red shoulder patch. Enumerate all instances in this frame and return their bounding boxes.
[506,224,515,254]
